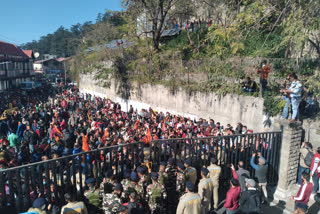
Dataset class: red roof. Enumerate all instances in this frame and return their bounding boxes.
[22,50,34,58]
[0,41,28,59]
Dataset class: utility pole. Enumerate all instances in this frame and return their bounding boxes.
[63,61,67,85]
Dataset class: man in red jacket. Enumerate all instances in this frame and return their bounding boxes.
[224,164,241,214]
[291,172,313,214]
[310,147,320,193]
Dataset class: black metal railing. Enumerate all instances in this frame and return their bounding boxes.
[0,131,282,212]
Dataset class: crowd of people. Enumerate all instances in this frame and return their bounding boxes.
[0,84,254,171]
[0,83,280,214]
[0,80,317,214]
[19,155,270,214]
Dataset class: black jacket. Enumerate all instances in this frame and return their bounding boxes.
[126,201,144,214]
[239,189,262,214]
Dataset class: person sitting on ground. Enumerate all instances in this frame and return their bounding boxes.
[241,77,256,93]
[291,172,313,214]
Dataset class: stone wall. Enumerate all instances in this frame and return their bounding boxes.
[80,73,269,132]
[79,74,320,146]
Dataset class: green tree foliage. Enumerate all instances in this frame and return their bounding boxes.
[123,0,188,51]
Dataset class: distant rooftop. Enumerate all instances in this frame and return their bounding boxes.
[0,41,29,59]
[86,39,135,52]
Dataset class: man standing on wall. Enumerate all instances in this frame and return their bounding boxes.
[257,60,270,96]
[280,73,302,122]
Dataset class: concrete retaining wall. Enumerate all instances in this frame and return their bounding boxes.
[79,73,320,146]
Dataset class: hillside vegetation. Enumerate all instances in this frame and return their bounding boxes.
[23,0,320,116]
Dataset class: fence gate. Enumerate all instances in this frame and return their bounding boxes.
[0,131,282,213]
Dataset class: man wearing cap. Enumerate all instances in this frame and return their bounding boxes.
[250,153,268,203]
[158,161,168,186]
[84,178,101,211]
[123,192,144,214]
[126,172,144,201]
[177,162,187,197]
[176,181,201,214]
[103,183,123,214]
[184,159,197,185]
[208,157,221,210]
[198,168,213,214]
[146,172,167,213]
[137,165,151,193]
[239,178,262,214]
[61,192,88,214]
[165,157,177,214]
[100,170,116,195]
[121,170,132,202]
[27,197,49,214]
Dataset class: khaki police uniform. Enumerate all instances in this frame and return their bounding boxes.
[208,164,221,209]
[185,166,197,185]
[176,192,201,214]
[198,177,213,214]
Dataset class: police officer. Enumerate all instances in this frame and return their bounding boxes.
[176,162,186,197]
[184,159,197,185]
[121,170,132,202]
[208,157,221,210]
[198,168,213,214]
[158,162,168,186]
[137,165,151,193]
[126,172,144,201]
[146,172,167,213]
[103,183,123,214]
[165,158,177,214]
[84,178,101,213]
[100,170,116,196]
[176,181,201,214]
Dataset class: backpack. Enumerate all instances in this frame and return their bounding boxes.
[247,192,261,213]
[304,149,314,167]
[151,187,162,204]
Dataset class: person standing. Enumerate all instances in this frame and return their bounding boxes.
[297,142,312,186]
[237,161,250,192]
[61,192,88,214]
[176,181,201,214]
[257,60,271,96]
[146,172,167,213]
[239,178,262,214]
[103,183,123,214]
[250,153,268,203]
[184,159,197,185]
[8,131,19,154]
[176,162,187,197]
[280,73,302,122]
[310,147,320,194]
[84,178,101,212]
[208,157,221,210]
[198,168,213,214]
[123,192,144,214]
[224,164,241,214]
[27,198,49,214]
[291,172,313,214]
